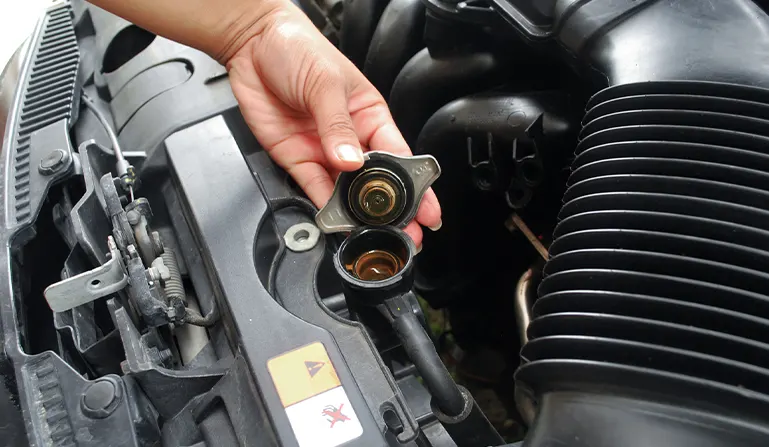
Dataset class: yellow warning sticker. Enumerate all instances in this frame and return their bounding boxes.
[267,342,342,407]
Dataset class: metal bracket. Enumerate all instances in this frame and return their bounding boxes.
[44,236,128,312]
[316,152,441,233]
[506,114,545,209]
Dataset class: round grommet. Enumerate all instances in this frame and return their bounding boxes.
[284,223,321,252]
[81,377,122,419]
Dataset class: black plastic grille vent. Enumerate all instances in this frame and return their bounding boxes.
[518,81,769,413]
[12,4,79,223]
[28,355,76,447]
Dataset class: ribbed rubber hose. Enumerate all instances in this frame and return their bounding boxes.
[519,80,769,422]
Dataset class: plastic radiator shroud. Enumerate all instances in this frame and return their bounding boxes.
[518,80,769,446]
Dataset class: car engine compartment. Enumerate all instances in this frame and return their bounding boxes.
[4,0,769,446]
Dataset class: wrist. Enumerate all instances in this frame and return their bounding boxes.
[212,0,290,65]
[88,0,292,67]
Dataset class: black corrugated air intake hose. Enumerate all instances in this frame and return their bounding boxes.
[512,0,769,446]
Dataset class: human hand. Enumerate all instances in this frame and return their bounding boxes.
[223,2,441,247]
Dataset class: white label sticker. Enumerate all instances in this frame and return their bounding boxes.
[284,385,364,447]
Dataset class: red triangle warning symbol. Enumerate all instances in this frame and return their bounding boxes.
[305,361,325,378]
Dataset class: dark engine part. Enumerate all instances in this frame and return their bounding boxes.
[362,0,425,97]
[340,0,390,68]
[413,92,576,308]
[506,1,769,446]
[335,226,504,446]
[524,80,769,446]
[6,0,769,446]
[390,49,514,145]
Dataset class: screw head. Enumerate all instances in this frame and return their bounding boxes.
[38,149,67,175]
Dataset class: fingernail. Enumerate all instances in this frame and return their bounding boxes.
[428,219,442,232]
[416,244,423,254]
[335,144,364,164]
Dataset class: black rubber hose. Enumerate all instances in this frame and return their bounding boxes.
[363,0,425,98]
[184,305,219,327]
[339,0,390,68]
[322,293,347,313]
[391,309,465,416]
[389,49,510,145]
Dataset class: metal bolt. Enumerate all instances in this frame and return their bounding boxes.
[151,231,164,256]
[126,210,141,226]
[81,378,121,418]
[38,149,67,175]
[127,245,139,259]
[147,257,170,283]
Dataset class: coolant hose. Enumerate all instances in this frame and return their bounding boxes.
[391,307,504,446]
[334,227,503,444]
[391,310,465,416]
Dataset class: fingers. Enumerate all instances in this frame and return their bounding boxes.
[309,79,365,172]
[416,188,442,230]
[366,121,412,157]
[353,109,442,227]
[403,221,424,249]
[286,162,336,208]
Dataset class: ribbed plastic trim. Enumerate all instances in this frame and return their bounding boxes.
[11,4,79,223]
[27,355,76,446]
[519,81,769,414]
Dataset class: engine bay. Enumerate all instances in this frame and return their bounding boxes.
[4,0,769,446]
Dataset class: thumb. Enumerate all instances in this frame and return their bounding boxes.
[310,81,365,171]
